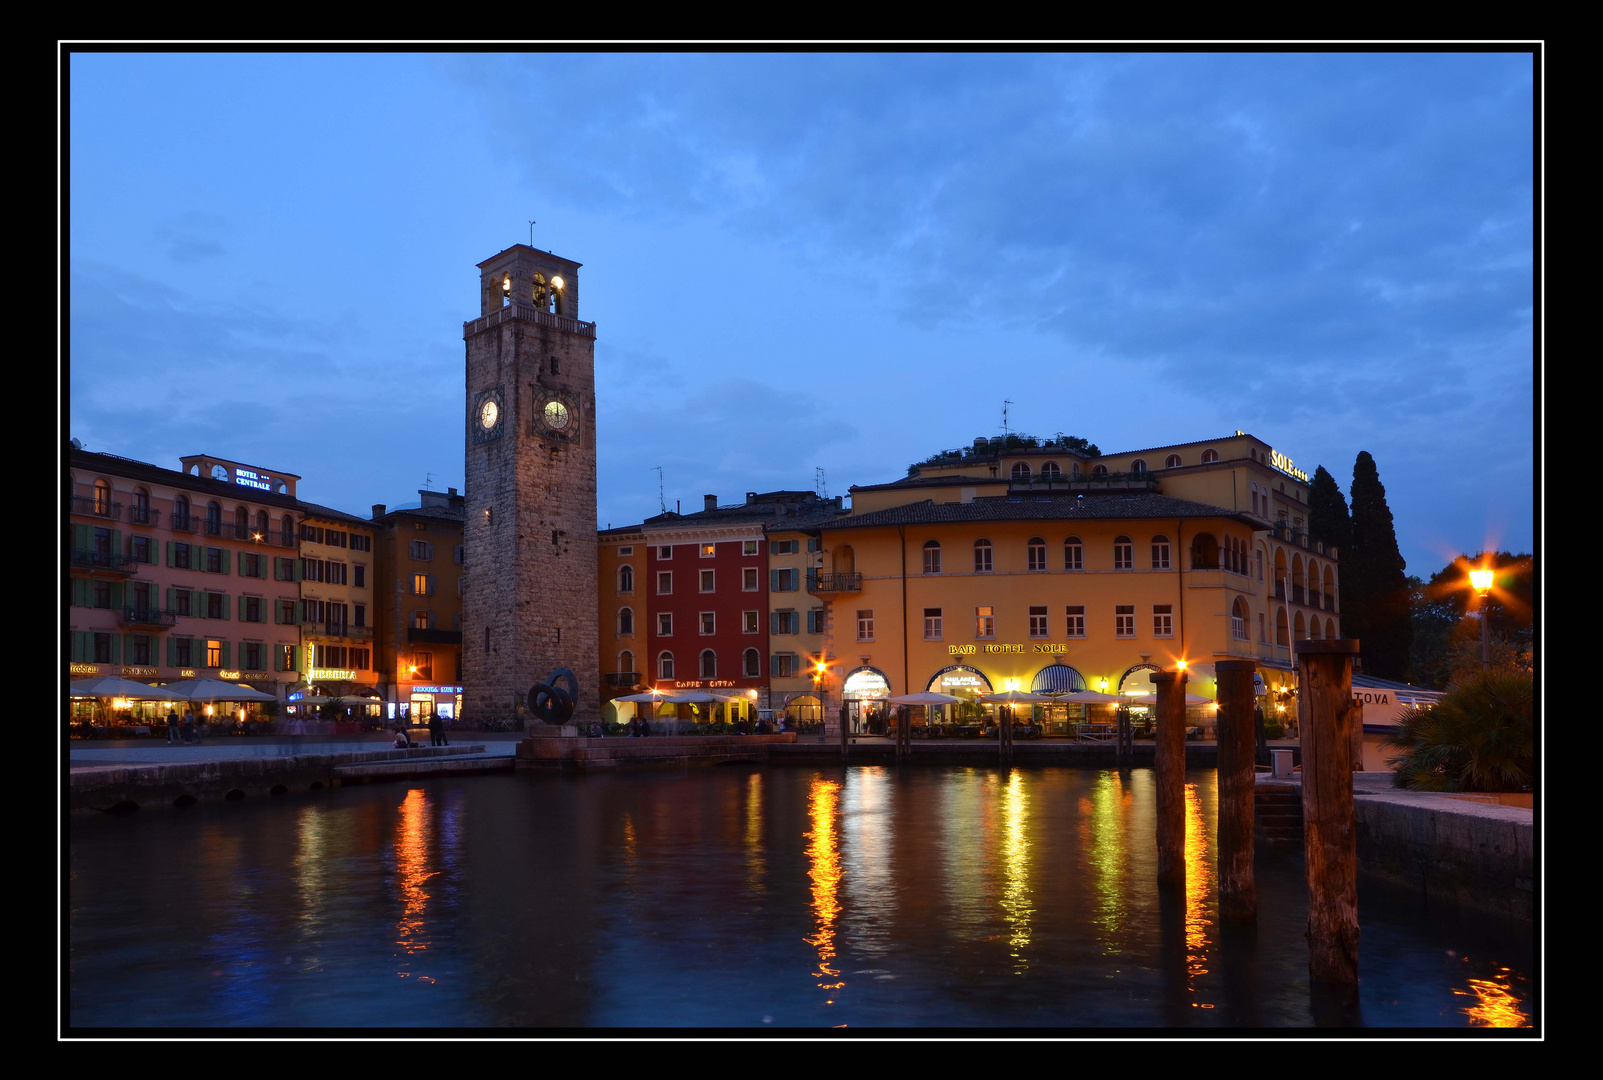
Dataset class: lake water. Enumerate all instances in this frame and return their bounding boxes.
[67,765,1534,1031]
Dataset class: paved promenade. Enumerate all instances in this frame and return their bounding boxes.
[68,731,525,770]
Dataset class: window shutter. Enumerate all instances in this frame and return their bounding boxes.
[71,578,87,607]
[221,549,231,576]
[111,530,121,556]
[109,634,121,663]
[771,569,779,592]
[223,594,231,620]
[165,540,174,567]
[221,641,231,669]
[110,582,124,610]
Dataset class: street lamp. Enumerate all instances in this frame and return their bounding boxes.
[1470,565,1495,670]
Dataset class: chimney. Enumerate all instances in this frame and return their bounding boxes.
[704,494,717,512]
[371,503,386,520]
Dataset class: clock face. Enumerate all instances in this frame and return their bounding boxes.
[480,398,500,430]
[544,400,570,430]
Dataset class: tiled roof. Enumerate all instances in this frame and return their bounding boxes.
[297,500,377,528]
[850,474,1000,492]
[70,448,302,510]
[819,492,1259,531]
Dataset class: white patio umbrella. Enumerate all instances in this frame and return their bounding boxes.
[978,690,1054,705]
[1062,690,1124,705]
[160,677,276,702]
[885,692,962,705]
[69,677,185,701]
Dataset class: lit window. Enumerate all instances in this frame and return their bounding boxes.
[743,610,760,634]
[701,543,716,558]
[975,606,995,639]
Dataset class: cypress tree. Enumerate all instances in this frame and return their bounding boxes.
[1307,465,1352,554]
[1347,451,1412,679]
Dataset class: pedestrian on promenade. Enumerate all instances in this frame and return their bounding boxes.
[166,708,179,744]
[393,725,412,749]
[180,708,195,744]
[428,712,445,747]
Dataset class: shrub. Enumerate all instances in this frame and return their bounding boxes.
[1383,668,1533,792]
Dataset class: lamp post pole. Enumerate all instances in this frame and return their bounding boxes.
[1470,566,1494,671]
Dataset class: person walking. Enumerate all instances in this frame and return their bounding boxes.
[428,712,444,747]
[180,707,194,744]
[166,708,179,744]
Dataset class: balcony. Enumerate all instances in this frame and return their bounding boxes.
[407,627,462,645]
[807,570,863,595]
[118,607,177,628]
[70,549,138,575]
[202,520,224,537]
[71,495,121,520]
[463,302,597,340]
[127,505,161,527]
[606,672,643,689]
[170,514,198,534]
[1291,585,1306,605]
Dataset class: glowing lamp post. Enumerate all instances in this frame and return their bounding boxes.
[1470,566,1495,670]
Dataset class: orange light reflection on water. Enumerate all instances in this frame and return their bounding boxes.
[1454,968,1531,1027]
[999,770,1033,971]
[1183,782,1214,1006]
[394,788,436,979]
[746,772,766,895]
[804,777,844,1002]
[1087,771,1128,950]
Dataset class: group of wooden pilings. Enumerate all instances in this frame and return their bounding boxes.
[1153,640,1365,1004]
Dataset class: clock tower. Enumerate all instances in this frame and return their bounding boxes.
[462,243,599,727]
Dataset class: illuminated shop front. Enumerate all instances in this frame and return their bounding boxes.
[392,684,463,722]
[841,666,891,732]
[926,664,991,727]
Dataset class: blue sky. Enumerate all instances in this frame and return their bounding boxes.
[65,51,1536,577]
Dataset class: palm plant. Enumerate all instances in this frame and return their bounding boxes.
[1383,668,1533,792]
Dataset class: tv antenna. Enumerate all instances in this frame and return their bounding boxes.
[653,466,667,515]
[1002,400,1013,439]
[528,219,537,246]
[423,472,435,492]
[816,466,827,500]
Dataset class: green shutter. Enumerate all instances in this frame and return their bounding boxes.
[771,569,780,592]
[74,524,89,552]
[221,548,231,576]
[110,582,124,610]
[222,594,231,620]
[221,641,231,669]
[165,588,174,612]
[109,634,121,663]
[72,578,88,607]
[165,540,173,567]
[166,636,176,666]
[111,530,122,557]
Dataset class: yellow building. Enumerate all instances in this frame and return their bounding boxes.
[763,501,844,729]
[295,502,379,713]
[808,432,1339,734]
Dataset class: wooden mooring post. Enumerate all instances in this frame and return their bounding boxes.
[840,704,850,765]
[999,705,1014,767]
[1151,669,1187,887]
[895,704,909,763]
[1115,706,1134,766]
[1215,658,1258,920]
[1295,639,1363,993]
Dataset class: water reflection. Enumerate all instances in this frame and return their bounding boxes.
[1086,770,1129,950]
[1183,782,1215,1009]
[998,769,1032,972]
[1455,968,1530,1027]
[804,776,844,1003]
[842,769,893,959]
[393,788,436,983]
[941,770,996,941]
[293,807,327,973]
[744,773,765,896]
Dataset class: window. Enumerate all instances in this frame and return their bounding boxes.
[254,510,268,538]
[351,533,370,553]
[771,539,796,555]
[410,539,433,560]
[658,545,673,559]
[1029,605,1048,638]
[174,496,191,528]
[658,652,675,680]
[242,642,264,671]
[176,591,193,617]
[235,506,248,538]
[327,561,347,585]
[1131,459,1148,476]
[301,557,322,582]
[1027,536,1047,572]
[205,547,224,573]
[1151,535,1171,570]
[922,540,942,574]
[743,567,759,591]
[974,539,993,573]
[275,556,295,581]
[772,610,800,635]
[1251,483,1260,517]
[1040,461,1061,479]
[354,603,366,627]
[173,542,192,570]
[771,568,799,591]
[657,571,673,595]
[206,502,222,535]
[743,540,759,556]
[131,536,151,563]
[206,639,222,667]
[1201,449,1219,463]
[354,564,365,589]
[657,612,673,636]
[619,565,635,592]
[277,643,295,672]
[1065,605,1085,638]
[412,573,434,595]
[127,634,151,665]
[700,612,716,635]
[1011,462,1032,482]
[1091,465,1108,479]
[745,610,761,634]
[93,479,111,515]
[280,515,295,545]
[1064,537,1083,571]
[619,546,634,557]
[701,543,716,558]
[700,569,715,592]
[413,652,434,681]
[1115,605,1136,638]
[975,606,995,639]
[771,653,798,678]
[176,638,194,667]
[92,632,112,663]
[243,597,263,623]
[413,611,432,630]
[857,609,874,642]
[619,607,634,635]
[1153,604,1173,637]
[807,537,822,552]
[744,649,761,677]
[924,607,943,640]
[206,591,225,619]
[700,650,717,678]
[92,581,111,609]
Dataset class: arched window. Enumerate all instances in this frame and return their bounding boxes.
[280,514,294,545]
[922,540,942,574]
[174,495,191,528]
[1151,534,1171,570]
[1202,449,1219,463]
[93,479,111,515]
[1011,462,1032,482]
[1070,463,1083,478]
[619,650,635,676]
[1231,597,1251,640]
[658,651,675,680]
[1294,611,1307,640]
[235,505,249,538]
[531,272,548,311]
[700,650,717,678]
[1039,461,1061,479]
[1276,608,1290,647]
[974,539,993,573]
[1091,464,1109,479]
[1113,535,1133,570]
[744,648,761,677]
[1256,544,1265,582]
[132,487,151,524]
[1309,616,1323,640]
[1324,566,1336,611]
[619,607,634,636]
[1165,454,1182,468]
[619,564,634,592]
[206,501,222,535]
[255,510,269,538]
[1251,483,1260,517]
[1063,536,1083,571]
[1131,459,1147,477]
[1190,533,1220,570]
[1027,536,1047,571]
[1326,618,1337,639]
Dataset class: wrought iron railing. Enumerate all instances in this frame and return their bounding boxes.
[127,505,159,526]
[71,495,121,519]
[117,607,177,628]
[807,570,863,593]
[170,514,198,533]
[606,672,643,688]
[70,549,138,573]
